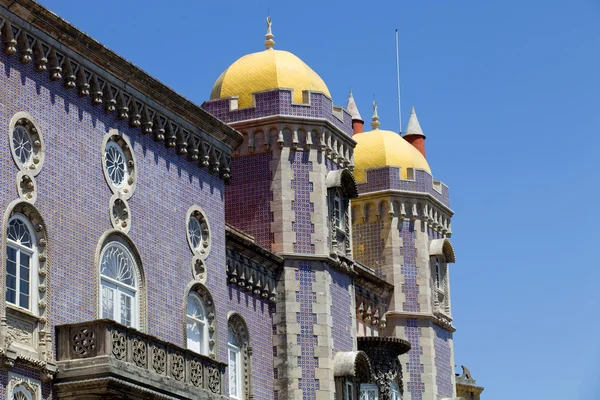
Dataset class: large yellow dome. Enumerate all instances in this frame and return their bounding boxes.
[353,128,431,182]
[210,48,331,109]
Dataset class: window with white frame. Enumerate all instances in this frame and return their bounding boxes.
[359,383,378,400]
[345,381,354,400]
[100,242,138,328]
[434,256,441,290]
[389,381,401,400]
[228,326,242,399]
[187,292,208,355]
[6,215,37,312]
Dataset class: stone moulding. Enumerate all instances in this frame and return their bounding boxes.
[0,2,241,183]
[55,319,226,399]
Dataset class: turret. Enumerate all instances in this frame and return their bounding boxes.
[346,89,364,135]
[403,106,426,157]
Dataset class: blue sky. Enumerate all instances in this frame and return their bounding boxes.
[38,1,600,399]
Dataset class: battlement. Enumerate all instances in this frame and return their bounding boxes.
[202,89,354,136]
[357,166,450,208]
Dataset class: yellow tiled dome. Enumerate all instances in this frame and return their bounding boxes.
[210,48,331,109]
[353,128,431,182]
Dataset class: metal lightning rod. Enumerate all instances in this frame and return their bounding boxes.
[395,28,402,135]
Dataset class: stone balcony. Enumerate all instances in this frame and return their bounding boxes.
[54,319,226,400]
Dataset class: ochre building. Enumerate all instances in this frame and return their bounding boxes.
[0,2,483,400]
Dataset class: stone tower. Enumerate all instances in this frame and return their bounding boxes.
[351,103,458,400]
[203,19,359,400]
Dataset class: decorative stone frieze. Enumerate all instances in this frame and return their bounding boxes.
[55,319,226,398]
[225,225,283,303]
[0,10,240,183]
[353,196,452,238]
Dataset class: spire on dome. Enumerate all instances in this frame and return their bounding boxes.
[371,101,380,130]
[265,16,275,49]
[346,89,363,121]
[404,106,425,137]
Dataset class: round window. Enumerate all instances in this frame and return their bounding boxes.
[186,207,211,259]
[9,113,44,174]
[12,125,33,165]
[101,132,136,198]
[104,141,127,188]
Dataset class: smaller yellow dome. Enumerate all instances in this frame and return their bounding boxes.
[210,49,331,109]
[353,129,431,182]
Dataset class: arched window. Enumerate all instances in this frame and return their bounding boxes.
[228,326,242,399]
[187,292,208,355]
[228,314,251,400]
[11,384,33,400]
[389,381,401,400]
[100,241,138,328]
[6,215,37,312]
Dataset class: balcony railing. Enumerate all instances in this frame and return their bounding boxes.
[55,319,226,399]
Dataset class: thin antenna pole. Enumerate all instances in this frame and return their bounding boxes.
[395,29,402,134]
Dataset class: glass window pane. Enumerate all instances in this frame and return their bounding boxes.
[102,285,114,319]
[187,318,201,353]
[18,292,29,309]
[100,244,135,286]
[120,293,132,327]
[6,288,16,304]
[229,348,238,397]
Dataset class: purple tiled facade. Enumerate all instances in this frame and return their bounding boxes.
[291,152,315,254]
[329,267,353,354]
[203,90,353,137]
[400,220,420,313]
[405,318,425,400]
[0,41,230,381]
[227,285,275,400]
[226,152,274,250]
[357,167,450,208]
[433,325,453,399]
[295,261,319,400]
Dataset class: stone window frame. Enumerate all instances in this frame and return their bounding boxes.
[1,200,50,362]
[326,169,358,257]
[186,205,211,260]
[6,213,39,314]
[429,239,456,317]
[7,372,41,400]
[186,291,209,355]
[227,312,252,400]
[183,281,217,359]
[100,130,137,200]
[94,230,147,332]
[99,240,140,329]
[8,112,45,175]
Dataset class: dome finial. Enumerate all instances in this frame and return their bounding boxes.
[371,101,380,129]
[265,16,275,49]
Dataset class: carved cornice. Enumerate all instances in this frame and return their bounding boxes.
[385,310,457,332]
[0,2,242,183]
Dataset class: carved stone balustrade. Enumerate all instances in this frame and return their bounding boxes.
[54,319,227,399]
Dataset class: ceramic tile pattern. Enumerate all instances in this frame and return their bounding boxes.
[202,90,353,137]
[225,152,274,250]
[291,152,314,254]
[295,261,319,400]
[433,325,453,399]
[405,318,425,400]
[357,167,450,208]
[329,266,353,354]
[0,53,228,372]
[352,220,385,274]
[227,285,275,400]
[400,220,420,313]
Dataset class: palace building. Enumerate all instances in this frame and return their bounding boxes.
[0,1,483,399]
